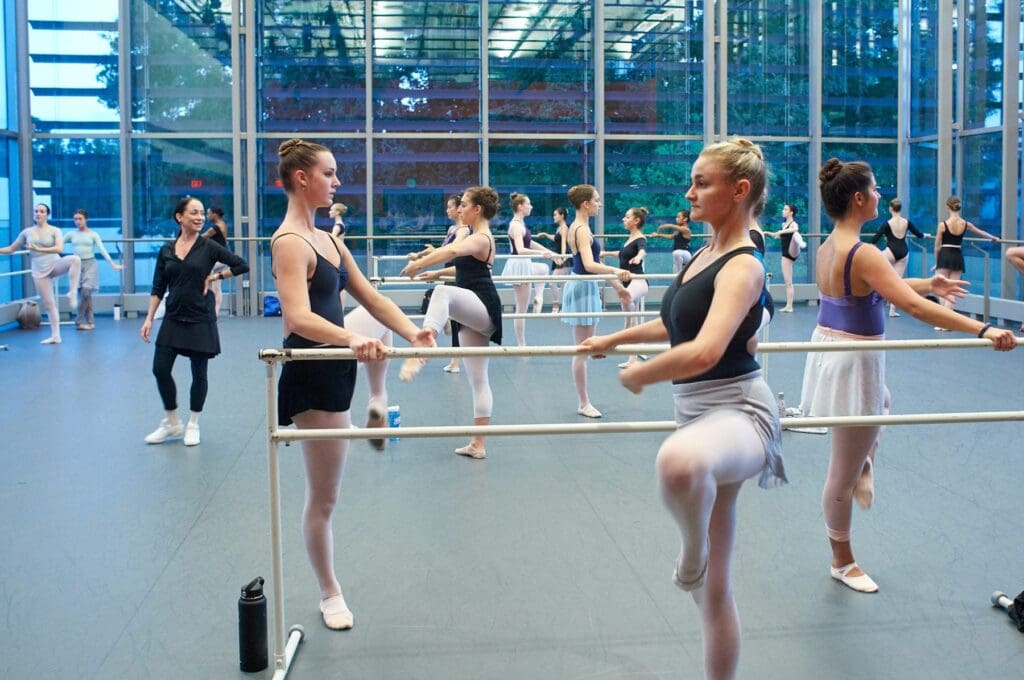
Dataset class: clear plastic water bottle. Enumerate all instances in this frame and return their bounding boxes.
[776,392,786,419]
[387,405,401,442]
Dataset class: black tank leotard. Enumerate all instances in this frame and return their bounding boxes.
[272,233,355,425]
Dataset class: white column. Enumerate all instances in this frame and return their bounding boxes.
[1000,0,1021,297]
[937,0,953,211]
[594,0,605,236]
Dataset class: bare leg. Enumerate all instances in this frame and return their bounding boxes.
[211,277,223,316]
[345,305,393,450]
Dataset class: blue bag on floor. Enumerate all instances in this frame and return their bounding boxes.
[263,295,282,317]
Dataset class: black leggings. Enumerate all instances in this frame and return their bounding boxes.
[153,345,210,412]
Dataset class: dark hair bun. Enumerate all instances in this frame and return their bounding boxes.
[819,158,843,184]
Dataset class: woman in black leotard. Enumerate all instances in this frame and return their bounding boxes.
[581,138,783,679]
[533,207,572,313]
[399,187,504,459]
[270,139,433,631]
[767,204,800,312]
[871,198,925,317]
[933,195,1000,325]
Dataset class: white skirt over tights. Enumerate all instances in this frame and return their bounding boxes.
[800,325,886,417]
[500,256,536,278]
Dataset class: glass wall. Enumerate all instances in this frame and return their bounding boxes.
[259,1,366,132]
[604,1,704,134]
[822,1,899,137]
[488,0,594,132]
[8,0,1020,311]
[728,0,810,137]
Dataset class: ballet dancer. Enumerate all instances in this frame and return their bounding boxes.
[581,138,785,680]
[270,139,433,629]
[801,159,1016,594]
[399,187,503,459]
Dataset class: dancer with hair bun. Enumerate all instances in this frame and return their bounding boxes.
[932,195,1000,327]
[399,187,503,459]
[0,204,82,344]
[270,139,434,630]
[581,137,784,680]
[802,159,1016,595]
[501,192,552,346]
[562,184,631,419]
[871,198,924,318]
[533,206,572,313]
[767,204,801,312]
[602,206,650,368]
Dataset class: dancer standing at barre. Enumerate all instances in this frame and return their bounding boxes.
[0,204,82,344]
[871,198,924,318]
[399,187,503,459]
[65,208,123,330]
[653,209,693,273]
[501,192,552,345]
[533,206,572,313]
[270,139,433,630]
[601,206,649,368]
[408,194,469,373]
[767,204,800,312]
[562,184,631,419]
[581,138,784,680]
[801,159,1016,595]
[932,195,1000,326]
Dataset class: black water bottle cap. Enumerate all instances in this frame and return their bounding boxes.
[241,577,265,599]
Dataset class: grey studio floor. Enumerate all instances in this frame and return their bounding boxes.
[2,304,1023,680]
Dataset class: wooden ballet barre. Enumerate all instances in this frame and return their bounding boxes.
[270,410,1024,443]
[258,336,1023,363]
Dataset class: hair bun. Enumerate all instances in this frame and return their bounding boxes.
[819,158,843,184]
[278,139,304,156]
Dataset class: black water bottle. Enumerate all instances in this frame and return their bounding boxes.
[238,577,268,673]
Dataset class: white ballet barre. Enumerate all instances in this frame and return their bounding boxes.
[256,335,1020,678]
[269,410,1024,443]
[399,310,662,320]
[259,336,1023,363]
[373,273,678,285]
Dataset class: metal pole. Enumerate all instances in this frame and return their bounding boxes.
[1000,0,1021,298]
[118,0,135,295]
[364,0,374,272]
[480,0,489,185]
[594,0,605,237]
[702,0,715,145]
[937,0,953,208]
[896,0,911,212]
[807,0,823,280]
[244,0,259,317]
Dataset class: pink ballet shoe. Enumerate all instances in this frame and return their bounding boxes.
[399,357,426,382]
[454,444,486,459]
[853,458,874,510]
[673,538,710,592]
[830,562,878,593]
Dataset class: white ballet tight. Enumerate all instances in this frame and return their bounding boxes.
[822,388,891,542]
[548,265,571,307]
[35,255,81,339]
[343,305,393,412]
[656,409,769,680]
[423,285,495,418]
[511,262,549,345]
[571,325,596,409]
[672,249,693,274]
[293,408,352,600]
